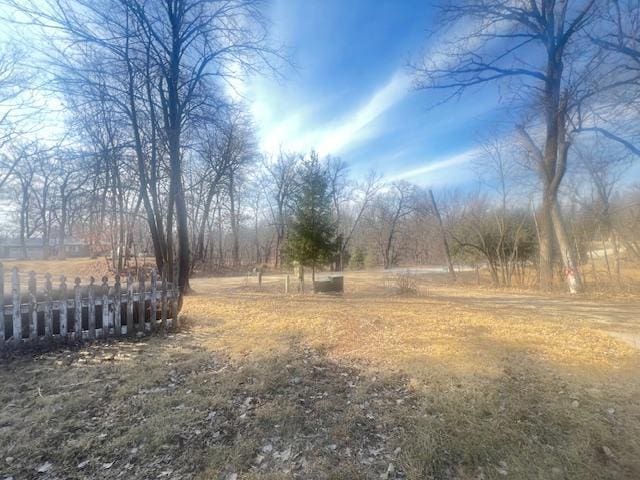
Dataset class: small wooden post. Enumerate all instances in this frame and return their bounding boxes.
[114,274,122,337]
[28,271,37,341]
[150,268,158,332]
[59,276,68,338]
[160,271,168,332]
[11,268,21,344]
[101,276,110,337]
[74,277,82,340]
[88,277,96,340]
[258,270,263,289]
[138,271,146,333]
[44,273,53,340]
[0,262,4,348]
[285,274,290,294]
[126,272,134,336]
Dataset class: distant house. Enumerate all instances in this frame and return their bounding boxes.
[0,237,90,260]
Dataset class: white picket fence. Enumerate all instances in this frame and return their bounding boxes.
[0,264,179,350]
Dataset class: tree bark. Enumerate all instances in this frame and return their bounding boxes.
[429,189,456,281]
[550,201,582,294]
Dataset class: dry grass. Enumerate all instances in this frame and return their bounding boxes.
[0,257,111,279]
[2,269,640,479]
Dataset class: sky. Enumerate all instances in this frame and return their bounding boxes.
[236,0,509,187]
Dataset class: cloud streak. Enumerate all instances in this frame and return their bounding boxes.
[253,69,411,156]
[387,147,480,185]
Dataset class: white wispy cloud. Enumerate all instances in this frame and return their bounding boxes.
[387,147,480,185]
[315,70,411,154]
[251,69,411,156]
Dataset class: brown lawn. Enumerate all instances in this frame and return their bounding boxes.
[1,268,640,479]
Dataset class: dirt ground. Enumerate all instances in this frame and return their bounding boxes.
[1,270,640,479]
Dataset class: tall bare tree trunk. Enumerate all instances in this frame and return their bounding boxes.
[429,189,456,281]
[550,201,582,294]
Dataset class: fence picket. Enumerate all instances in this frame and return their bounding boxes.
[88,277,96,340]
[28,272,37,341]
[161,271,168,332]
[127,272,134,336]
[114,275,122,336]
[151,269,157,332]
[101,276,110,337]
[59,276,68,338]
[138,271,146,333]
[0,262,4,347]
[74,277,82,340]
[12,268,21,344]
[44,273,53,340]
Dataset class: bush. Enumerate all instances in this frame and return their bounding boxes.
[385,270,418,296]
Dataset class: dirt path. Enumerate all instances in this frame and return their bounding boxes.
[431,287,640,348]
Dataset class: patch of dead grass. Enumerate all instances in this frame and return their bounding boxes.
[1,270,640,479]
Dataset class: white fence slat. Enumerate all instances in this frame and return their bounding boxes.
[88,277,96,340]
[59,276,68,338]
[44,273,53,339]
[138,271,146,332]
[126,272,134,336]
[12,268,21,343]
[101,276,110,337]
[28,272,37,341]
[74,277,82,340]
[161,271,168,331]
[114,275,122,336]
[151,269,157,332]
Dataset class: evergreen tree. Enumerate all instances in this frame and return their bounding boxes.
[288,152,337,282]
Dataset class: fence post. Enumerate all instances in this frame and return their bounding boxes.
[114,274,122,337]
[285,274,290,294]
[101,276,110,337]
[44,273,53,340]
[74,277,82,341]
[12,268,20,345]
[59,276,68,339]
[127,272,134,336]
[28,271,37,341]
[160,270,168,332]
[88,277,96,340]
[0,262,4,348]
[151,268,157,332]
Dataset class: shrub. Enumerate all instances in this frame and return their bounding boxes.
[385,270,418,296]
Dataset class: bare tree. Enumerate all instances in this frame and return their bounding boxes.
[412,0,606,292]
[7,0,282,295]
[335,170,382,271]
[573,136,633,284]
[368,181,416,269]
[263,151,300,268]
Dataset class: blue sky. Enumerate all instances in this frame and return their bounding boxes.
[239,0,509,186]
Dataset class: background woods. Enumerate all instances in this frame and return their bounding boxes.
[0,0,639,295]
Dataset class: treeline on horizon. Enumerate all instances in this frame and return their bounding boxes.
[0,0,639,294]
